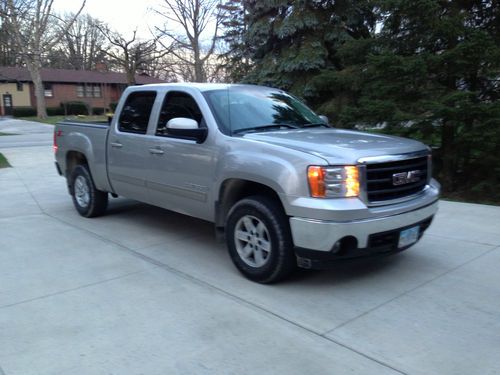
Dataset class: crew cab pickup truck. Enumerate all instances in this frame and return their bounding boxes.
[54,83,440,283]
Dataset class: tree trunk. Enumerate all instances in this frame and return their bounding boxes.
[26,60,48,119]
[126,69,136,86]
[440,119,455,192]
[193,43,205,82]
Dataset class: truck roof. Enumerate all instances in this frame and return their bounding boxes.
[137,82,269,92]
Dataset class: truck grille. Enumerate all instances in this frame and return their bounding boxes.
[365,156,429,203]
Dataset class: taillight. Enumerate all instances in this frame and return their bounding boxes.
[53,130,62,153]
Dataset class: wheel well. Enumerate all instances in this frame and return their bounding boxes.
[66,151,88,177]
[65,151,88,192]
[215,179,285,228]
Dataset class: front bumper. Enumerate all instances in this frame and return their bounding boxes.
[290,200,438,268]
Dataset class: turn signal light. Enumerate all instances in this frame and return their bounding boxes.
[307,165,360,198]
[307,166,326,198]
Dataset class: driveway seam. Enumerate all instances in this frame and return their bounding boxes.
[323,244,500,336]
[426,232,500,247]
[0,271,145,310]
[12,165,45,214]
[43,211,408,375]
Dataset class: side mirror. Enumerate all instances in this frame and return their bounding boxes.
[319,115,329,125]
[167,117,198,130]
[166,117,208,143]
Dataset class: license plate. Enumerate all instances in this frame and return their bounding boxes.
[398,226,420,248]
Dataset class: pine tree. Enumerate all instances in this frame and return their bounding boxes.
[218,0,253,82]
[238,0,499,200]
[334,0,500,199]
[243,0,376,97]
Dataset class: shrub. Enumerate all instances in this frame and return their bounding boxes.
[47,107,64,116]
[12,107,37,117]
[92,107,105,115]
[109,102,118,112]
[60,101,89,115]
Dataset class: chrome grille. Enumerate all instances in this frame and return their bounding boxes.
[364,155,429,203]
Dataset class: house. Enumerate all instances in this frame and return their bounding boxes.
[0,66,166,116]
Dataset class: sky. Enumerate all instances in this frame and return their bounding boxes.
[53,0,169,40]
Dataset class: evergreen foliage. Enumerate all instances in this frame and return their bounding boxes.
[218,0,253,82]
[229,0,500,202]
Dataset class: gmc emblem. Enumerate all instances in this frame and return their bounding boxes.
[393,170,422,186]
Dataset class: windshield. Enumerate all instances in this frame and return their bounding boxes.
[203,86,326,135]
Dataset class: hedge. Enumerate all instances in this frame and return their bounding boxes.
[47,107,65,116]
[92,107,105,115]
[12,107,37,117]
[60,101,89,116]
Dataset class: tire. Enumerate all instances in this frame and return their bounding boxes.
[70,165,108,218]
[226,195,296,283]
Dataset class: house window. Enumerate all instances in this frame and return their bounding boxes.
[93,85,102,98]
[16,82,23,91]
[76,84,102,98]
[85,85,93,98]
[77,85,84,98]
[44,84,53,97]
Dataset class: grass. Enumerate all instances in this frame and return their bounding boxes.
[19,115,109,125]
[0,153,11,168]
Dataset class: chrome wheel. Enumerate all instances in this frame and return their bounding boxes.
[74,175,90,208]
[234,215,271,268]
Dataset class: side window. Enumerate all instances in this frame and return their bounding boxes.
[156,91,203,136]
[118,91,157,134]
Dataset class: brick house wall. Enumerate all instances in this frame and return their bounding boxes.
[29,82,125,111]
[0,67,166,115]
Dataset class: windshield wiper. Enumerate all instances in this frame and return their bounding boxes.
[233,124,299,135]
[301,122,330,128]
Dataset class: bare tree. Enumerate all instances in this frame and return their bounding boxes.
[154,0,223,82]
[0,0,86,118]
[138,53,178,82]
[0,13,20,66]
[60,13,107,70]
[100,28,170,86]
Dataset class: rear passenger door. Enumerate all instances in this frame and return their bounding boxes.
[107,91,157,201]
[145,90,216,221]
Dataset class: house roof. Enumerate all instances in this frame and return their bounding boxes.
[0,66,165,85]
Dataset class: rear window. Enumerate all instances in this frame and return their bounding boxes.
[118,91,157,134]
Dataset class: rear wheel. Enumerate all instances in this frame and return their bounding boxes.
[70,165,108,218]
[226,196,296,283]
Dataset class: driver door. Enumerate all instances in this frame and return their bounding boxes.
[144,90,216,221]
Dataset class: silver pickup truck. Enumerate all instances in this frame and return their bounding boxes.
[54,83,440,283]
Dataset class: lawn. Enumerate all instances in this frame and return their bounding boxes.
[20,115,109,125]
[0,153,11,168]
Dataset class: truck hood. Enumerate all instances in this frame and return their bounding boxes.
[242,128,428,164]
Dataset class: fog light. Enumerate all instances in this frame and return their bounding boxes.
[331,241,342,254]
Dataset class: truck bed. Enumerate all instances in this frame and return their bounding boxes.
[55,120,112,192]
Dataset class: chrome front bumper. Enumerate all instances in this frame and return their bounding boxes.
[289,200,438,251]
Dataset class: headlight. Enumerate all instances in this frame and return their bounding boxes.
[307,166,360,198]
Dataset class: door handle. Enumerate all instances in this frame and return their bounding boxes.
[149,148,164,155]
[111,142,123,148]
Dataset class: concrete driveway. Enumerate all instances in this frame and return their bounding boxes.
[1,119,499,375]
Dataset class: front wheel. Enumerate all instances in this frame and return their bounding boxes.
[70,165,108,218]
[225,196,296,283]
